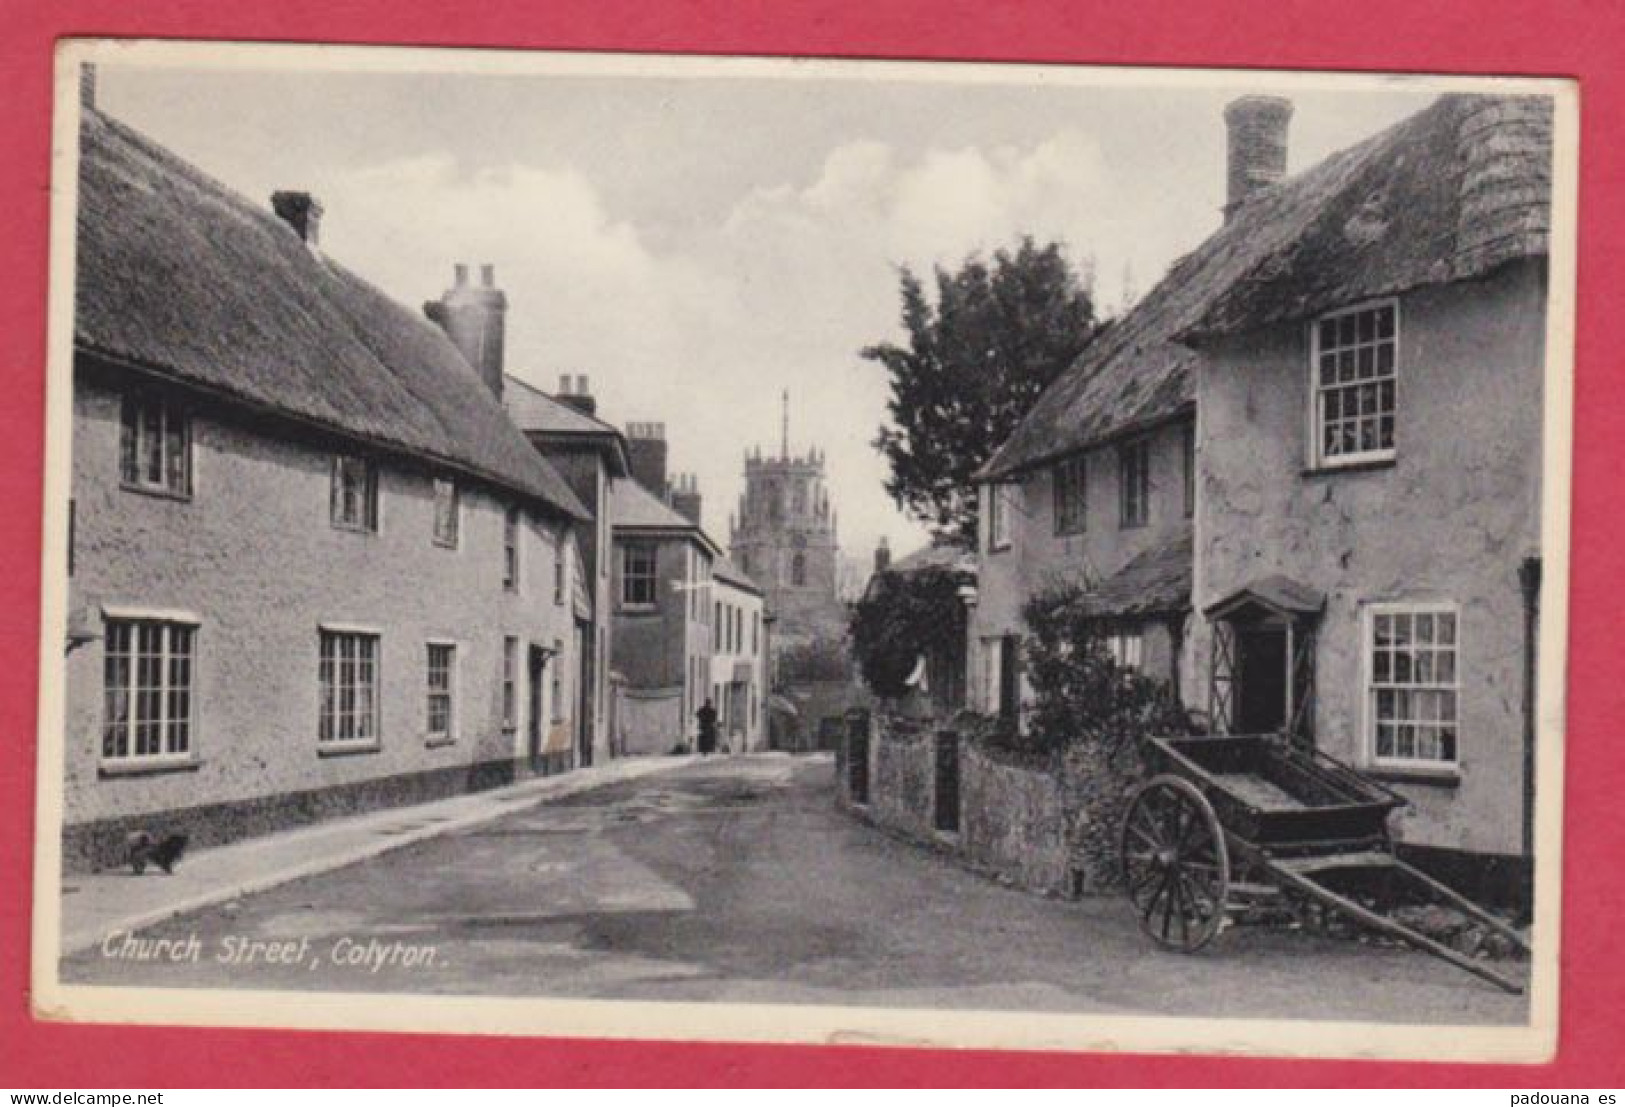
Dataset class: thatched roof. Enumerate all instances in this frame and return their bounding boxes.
[980,93,1552,482]
[75,109,586,521]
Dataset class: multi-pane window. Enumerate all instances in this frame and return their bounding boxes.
[1182,422,1196,519]
[432,479,459,548]
[503,507,521,591]
[1314,301,1397,466]
[987,483,1012,551]
[425,643,455,742]
[1367,604,1458,767]
[622,543,658,606]
[120,396,191,497]
[1119,439,1150,528]
[502,636,519,729]
[331,455,378,532]
[1053,456,1087,536]
[102,618,194,764]
[553,542,565,606]
[318,630,379,746]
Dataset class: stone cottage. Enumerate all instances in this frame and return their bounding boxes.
[64,102,590,869]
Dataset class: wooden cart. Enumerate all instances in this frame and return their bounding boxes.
[1120,733,1529,993]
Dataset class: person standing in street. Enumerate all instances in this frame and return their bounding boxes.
[696,699,718,756]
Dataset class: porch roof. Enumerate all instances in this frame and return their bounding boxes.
[1205,575,1326,622]
[1081,529,1193,619]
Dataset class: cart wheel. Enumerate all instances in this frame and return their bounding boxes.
[1121,775,1230,952]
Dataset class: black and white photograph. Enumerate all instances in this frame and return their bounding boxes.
[32,39,1575,1061]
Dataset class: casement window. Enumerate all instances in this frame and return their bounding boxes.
[120,395,191,497]
[1182,422,1196,519]
[1313,300,1398,467]
[1053,456,1087,536]
[621,543,658,607]
[501,636,519,729]
[432,479,459,548]
[102,617,195,765]
[987,483,1013,552]
[331,455,378,532]
[1119,439,1150,529]
[1365,603,1459,768]
[551,638,565,724]
[502,507,521,591]
[318,629,379,747]
[425,643,456,743]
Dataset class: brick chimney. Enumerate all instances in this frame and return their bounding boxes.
[625,422,669,495]
[1223,95,1293,221]
[425,263,508,398]
[874,537,891,574]
[271,191,323,248]
[670,472,703,527]
[555,373,598,418]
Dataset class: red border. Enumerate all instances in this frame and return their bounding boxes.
[4,0,1621,1088]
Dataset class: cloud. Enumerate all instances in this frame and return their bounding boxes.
[317,131,1124,561]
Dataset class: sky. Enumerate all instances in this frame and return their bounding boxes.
[92,54,1438,568]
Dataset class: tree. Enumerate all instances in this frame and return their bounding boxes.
[849,566,967,699]
[864,237,1100,546]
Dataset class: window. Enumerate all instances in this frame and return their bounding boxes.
[1366,604,1459,768]
[1053,456,1087,535]
[752,612,760,656]
[553,541,565,606]
[331,455,378,532]
[318,629,379,747]
[551,639,565,723]
[1314,301,1397,467]
[503,507,521,591]
[120,396,191,497]
[1119,439,1150,528]
[1182,422,1196,519]
[987,483,1012,551]
[432,479,459,548]
[714,601,723,650]
[425,643,455,743]
[502,636,519,729]
[622,543,658,607]
[102,618,195,765]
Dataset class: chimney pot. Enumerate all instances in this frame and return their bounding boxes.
[271,191,324,247]
[454,263,469,287]
[558,374,572,394]
[576,374,589,395]
[1223,95,1293,221]
[481,264,495,288]
[874,538,891,574]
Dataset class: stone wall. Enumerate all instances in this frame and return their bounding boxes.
[838,710,1146,898]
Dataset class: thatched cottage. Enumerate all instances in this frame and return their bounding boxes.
[63,99,591,870]
[974,92,1553,902]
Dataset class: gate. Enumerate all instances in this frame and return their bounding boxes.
[846,709,870,805]
[934,730,960,833]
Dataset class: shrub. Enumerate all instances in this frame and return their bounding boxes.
[850,566,967,698]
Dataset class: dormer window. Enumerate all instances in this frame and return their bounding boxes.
[1312,301,1397,468]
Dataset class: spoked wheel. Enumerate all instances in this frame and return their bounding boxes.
[1121,775,1230,952]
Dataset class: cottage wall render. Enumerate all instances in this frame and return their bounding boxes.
[611,535,713,750]
[64,369,580,868]
[1194,258,1546,859]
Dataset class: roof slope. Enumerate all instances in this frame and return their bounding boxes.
[712,554,762,596]
[504,374,621,437]
[980,93,1552,481]
[75,109,586,521]
[608,479,722,555]
[1082,529,1192,619]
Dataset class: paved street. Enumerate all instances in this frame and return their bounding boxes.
[62,754,1526,1024]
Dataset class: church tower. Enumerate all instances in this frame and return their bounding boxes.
[729,392,846,651]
